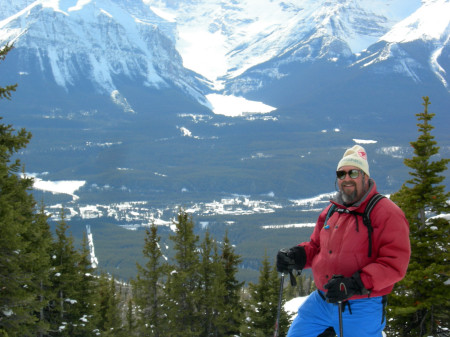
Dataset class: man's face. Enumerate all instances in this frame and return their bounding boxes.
[337,165,369,205]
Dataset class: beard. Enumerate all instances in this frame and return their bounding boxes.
[340,182,358,205]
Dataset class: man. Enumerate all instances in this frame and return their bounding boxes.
[277,145,410,337]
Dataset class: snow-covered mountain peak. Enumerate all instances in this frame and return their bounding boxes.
[346,0,450,91]
[0,0,211,107]
[147,0,423,84]
[381,0,450,43]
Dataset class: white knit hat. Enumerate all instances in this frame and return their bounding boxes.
[337,145,370,177]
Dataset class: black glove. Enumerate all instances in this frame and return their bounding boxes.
[324,272,369,303]
[276,246,306,274]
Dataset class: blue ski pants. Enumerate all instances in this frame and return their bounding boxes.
[287,290,387,337]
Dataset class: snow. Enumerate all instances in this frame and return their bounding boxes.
[290,192,335,207]
[178,126,195,138]
[178,29,229,85]
[262,223,316,229]
[86,225,99,268]
[111,90,136,113]
[353,139,378,144]
[26,173,86,201]
[67,0,92,12]
[376,146,408,158]
[1,0,169,96]
[285,296,307,318]
[2,0,444,116]
[430,46,449,88]
[150,6,176,22]
[206,93,277,117]
[147,0,424,86]
[382,0,450,43]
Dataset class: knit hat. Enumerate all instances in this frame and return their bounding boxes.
[337,145,370,177]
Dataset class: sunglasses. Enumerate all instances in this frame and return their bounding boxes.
[336,169,361,180]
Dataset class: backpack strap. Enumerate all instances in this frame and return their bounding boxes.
[324,204,337,229]
[362,193,385,257]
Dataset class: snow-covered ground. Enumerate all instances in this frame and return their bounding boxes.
[285,296,307,318]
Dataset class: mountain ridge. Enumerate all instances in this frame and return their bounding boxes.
[1,0,448,113]
[1,0,212,114]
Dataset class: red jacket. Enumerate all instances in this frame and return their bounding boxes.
[300,180,410,299]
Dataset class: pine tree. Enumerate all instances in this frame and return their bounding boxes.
[165,210,201,336]
[125,298,136,334]
[133,224,168,336]
[241,254,292,337]
[388,96,450,337]
[95,273,112,333]
[220,230,244,335]
[47,211,86,336]
[75,232,97,335]
[198,231,228,337]
[0,43,43,336]
[95,274,124,336]
[0,44,17,100]
[24,204,54,336]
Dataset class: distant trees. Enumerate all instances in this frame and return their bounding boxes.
[388,97,449,336]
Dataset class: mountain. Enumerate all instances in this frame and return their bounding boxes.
[216,0,450,131]
[150,0,421,82]
[1,0,449,281]
[362,0,450,89]
[0,0,212,118]
[146,0,449,132]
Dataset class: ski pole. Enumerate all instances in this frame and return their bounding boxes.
[273,272,285,337]
[338,301,344,337]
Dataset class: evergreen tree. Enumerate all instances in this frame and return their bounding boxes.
[133,224,167,336]
[165,210,201,336]
[285,274,315,300]
[198,231,228,337]
[95,274,123,336]
[388,96,450,337]
[220,230,244,335]
[125,298,136,335]
[25,204,54,336]
[47,211,86,336]
[0,44,17,100]
[0,43,43,336]
[95,273,112,333]
[241,255,292,337]
[75,232,97,335]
